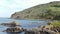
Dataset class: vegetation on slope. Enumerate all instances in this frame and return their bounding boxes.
[11,1,60,20]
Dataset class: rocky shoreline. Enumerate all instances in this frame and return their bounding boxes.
[1,21,24,33]
[1,21,60,34]
[24,25,59,34]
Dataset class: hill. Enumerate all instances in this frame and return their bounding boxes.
[11,1,60,20]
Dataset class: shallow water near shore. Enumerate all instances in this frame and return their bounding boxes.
[0,18,49,34]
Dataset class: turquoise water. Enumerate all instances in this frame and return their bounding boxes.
[0,18,49,34]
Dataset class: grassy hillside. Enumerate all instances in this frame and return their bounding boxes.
[11,1,60,20]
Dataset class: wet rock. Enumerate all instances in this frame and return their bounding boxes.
[24,25,60,34]
[0,21,20,27]
[3,27,24,33]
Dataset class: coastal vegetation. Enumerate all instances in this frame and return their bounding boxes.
[11,1,60,20]
[50,21,60,27]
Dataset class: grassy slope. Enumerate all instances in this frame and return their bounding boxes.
[11,1,60,20]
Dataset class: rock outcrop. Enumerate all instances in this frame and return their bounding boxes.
[25,25,60,34]
[3,27,24,33]
[0,21,20,27]
[2,21,24,33]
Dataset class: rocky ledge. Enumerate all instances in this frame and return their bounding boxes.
[3,27,24,33]
[0,21,20,27]
[24,25,60,34]
[1,21,24,33]
[3,24,60,34]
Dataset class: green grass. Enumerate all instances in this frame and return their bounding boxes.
[50,21,60,27]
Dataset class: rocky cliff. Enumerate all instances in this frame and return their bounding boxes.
[11,1,60,20]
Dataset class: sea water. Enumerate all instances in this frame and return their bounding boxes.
[0,18,49,34]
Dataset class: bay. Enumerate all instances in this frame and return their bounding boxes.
[0,18,49,34]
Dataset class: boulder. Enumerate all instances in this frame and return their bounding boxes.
[3,27,24,33]
[0,21,20,27]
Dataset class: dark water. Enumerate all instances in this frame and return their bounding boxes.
[0,18,49,34]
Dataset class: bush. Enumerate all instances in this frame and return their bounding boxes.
[50,21,60,27]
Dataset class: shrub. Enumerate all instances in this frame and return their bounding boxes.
[50,21,60,27]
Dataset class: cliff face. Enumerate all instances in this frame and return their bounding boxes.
[11,1,60,20]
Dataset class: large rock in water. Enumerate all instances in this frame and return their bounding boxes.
[2,21,24,33]
[3,27,24,33]
[0,21,20,27]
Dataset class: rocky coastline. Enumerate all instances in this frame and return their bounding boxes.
[1,21,24,33]
[25,25,59,34]
[0,21,60,34]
